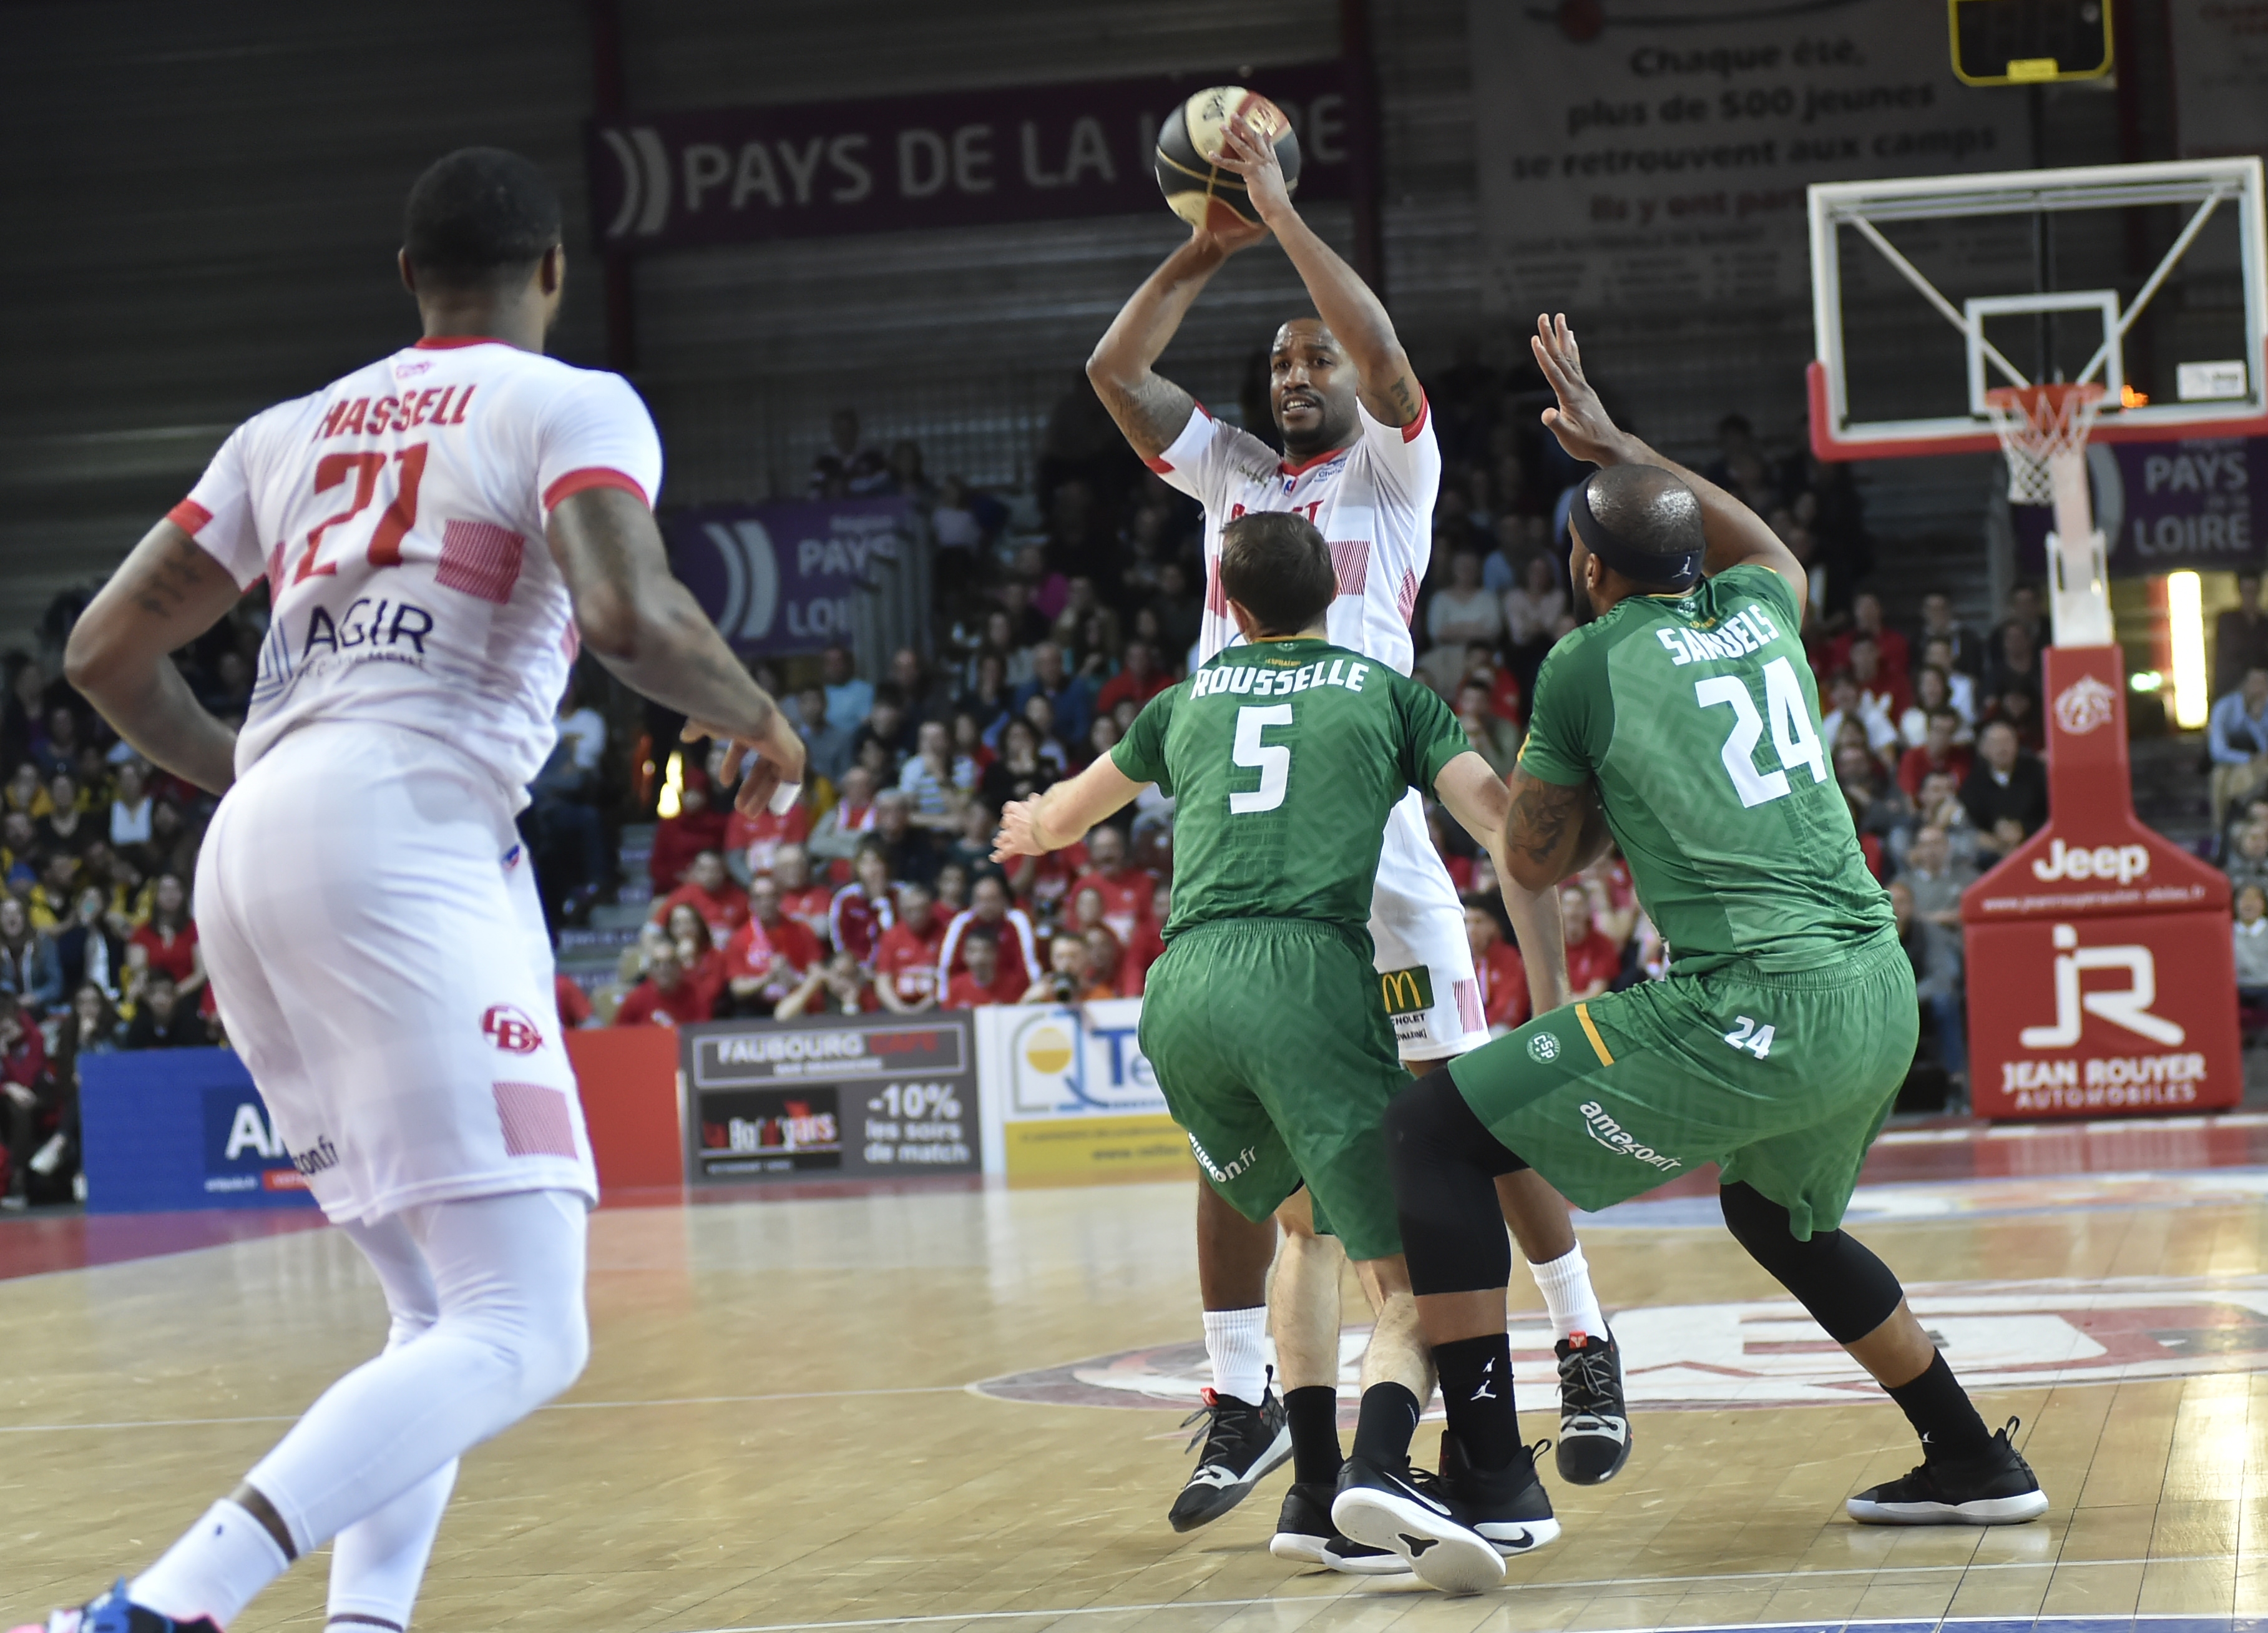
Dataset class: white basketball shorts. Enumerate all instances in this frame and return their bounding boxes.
[1368,790,1488,1063]
[196,720,599,1225]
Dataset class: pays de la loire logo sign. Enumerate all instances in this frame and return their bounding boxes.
[2053,673,2117,736]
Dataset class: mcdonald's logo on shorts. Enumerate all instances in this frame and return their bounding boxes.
[1379,966,1435,1017]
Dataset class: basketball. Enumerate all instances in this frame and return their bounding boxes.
[1154,86,1301,231]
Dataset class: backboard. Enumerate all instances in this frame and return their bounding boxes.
[1948,0,2114,87]
[1807,159,2268,463]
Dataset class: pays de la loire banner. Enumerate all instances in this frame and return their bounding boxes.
[1466,0,2030,315]
[2012,438,2262,576]
[667,498,909,657]
[588,62,1356,252]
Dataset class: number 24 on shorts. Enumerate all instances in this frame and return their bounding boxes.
[1723,1015,1776,1059]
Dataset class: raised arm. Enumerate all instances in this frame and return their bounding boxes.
[1086,217,1266,461]
[547,487,804,814]
[1217,118,1421,428]
[65,519,248,797]
[992,755,1146,859]
[1530,313,1805,614]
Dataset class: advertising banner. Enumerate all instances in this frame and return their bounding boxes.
[2015,439,2262,577]
[81,1049,318,1215]
[589,62,1356,253]
[666,499,911,656]
[2170,0,2268,160]
[1466,0,2030,315]
[679,1011,980,1184]
[972,999,1189,1186]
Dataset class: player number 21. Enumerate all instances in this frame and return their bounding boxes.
[1694,656,1826,810]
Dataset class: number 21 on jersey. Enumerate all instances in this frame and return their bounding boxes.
[1694,655,1825,810]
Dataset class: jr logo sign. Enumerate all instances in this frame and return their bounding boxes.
[2018,924,2184,1048]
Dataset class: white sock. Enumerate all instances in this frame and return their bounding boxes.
[132,1499,290,1627]
[1202,1306,1270,1405]
[1528,1243,1607,1343]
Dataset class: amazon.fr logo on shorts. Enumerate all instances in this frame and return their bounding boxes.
[1579,1100,1682,1171]
[1188,1134,1259,1185]
[482,1004,545,1056]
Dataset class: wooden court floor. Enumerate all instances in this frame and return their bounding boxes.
[4,1172,2267,1633]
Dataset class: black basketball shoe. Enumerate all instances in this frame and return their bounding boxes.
[1554,1329,1632,1484]
[1270,1481,1409,1573]
[1437,1431,1562,1556]
[1846,1418,2050,1526]
[1167,1376,1291,1532]
[17,1580,222,1633]
[1330,1454,1504,1594]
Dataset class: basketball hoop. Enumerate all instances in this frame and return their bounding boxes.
[1981,381,2106,506]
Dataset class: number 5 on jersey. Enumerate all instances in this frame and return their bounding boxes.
[1695,656,1825,810]
[1230,704,1293,813]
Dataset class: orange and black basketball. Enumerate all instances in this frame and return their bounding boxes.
[1154,86,1301,232]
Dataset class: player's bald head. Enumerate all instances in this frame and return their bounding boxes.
[1580,466,1705,589]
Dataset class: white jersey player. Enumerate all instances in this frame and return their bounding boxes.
[29,149,803,1633]
[1083,113,1627,1557]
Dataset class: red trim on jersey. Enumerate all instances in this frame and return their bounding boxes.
[542,467,650,511]
[413,335,506,350]
[166,499,212,535]
[1400,392,1431,443]
[1143,455,1175,474]
[1280,443,1349,478]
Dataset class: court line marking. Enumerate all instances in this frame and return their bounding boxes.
[667,1557,2243,1633]
[0,1386,969,1434]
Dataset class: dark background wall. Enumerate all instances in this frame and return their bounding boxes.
[0,0,2175,654]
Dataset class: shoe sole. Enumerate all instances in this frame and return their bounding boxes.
[1331,1487,1505,1594]
[1166,1425,1293,1532]
[1316,1544,1415,1576]
[1269,1531,1331,1565]
[1555,1426,1632,1486]
[1846,1489,2050,1526]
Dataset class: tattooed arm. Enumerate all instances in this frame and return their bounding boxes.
[547,487,804,816]
[1086,218,1268,461]
[1502,767,1611,895]
[65,521,245,795]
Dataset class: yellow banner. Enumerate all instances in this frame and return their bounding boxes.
[1003,1115,1191,1187]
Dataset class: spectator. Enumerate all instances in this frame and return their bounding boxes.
[1917,637,1979,728]
[1464,900,1528,1034]
[1020,932,1096,1005]
[2219,573,2268,697]
[36,981,117,1196]
[0,991,51,1208]
[1080,926,1126,999]
[1898,709,1973,798]
[944,799,1007,892]
[956,651,1014,737]
[1845,635,1909,722]
[829,841,899,964]
[1067,825,1151,946]
[871,791,939,888]
[1014,642,1093,752]
[554,973,594,1030]
[943,924,1023,1008]
[588,946,643,1025]
[122,972,210,1048]
[1896,770,1979,875]
[722,875,828,1017]
[938,873,1042,994]
[1899,665,1968,749]
[722,782,813,882]
[980,718,1058,812]
[649,768,728,893]
[652,850,749,944]
[793,687,856,789]
[1917,591,1984,679]
[775,949,879,1018]
[660,902,730,1017]
[1890,879,1966,1090]
[810,409,891,497]
[1560,885,1623,1001]
[1821,673,1900,768]
[2236,884,2268,1007]
[819,643,875,728]
[872,880,947,1013]
[54,886,126,998]
[2209,665,2268,830]
[1988,684,2045,753]
[1828,591,1910,690]
[1983,619,2042,709]
[1454,682,1522,777]
[1120,879,1169,997]
[1095,640,1171,718]
[109,761,153,857]
[2224,821,2268,896]
[950,710,994,785]
[850,686,914,775]
[1422,552,1503,693]
[2,811,39,889]
[898,720,970,833]
[37,772,94,858]
[27,851,85,931]
[1901,825,1974,936]
[612,946,712,1028]
[808,765,881,878]
[0,895,63,1013]
[129,873,205,1003]
[1149,561,1203,665]
[772,844,836,947]
[1962,720,2048,859]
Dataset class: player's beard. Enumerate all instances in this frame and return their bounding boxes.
[1278,401,1356,462]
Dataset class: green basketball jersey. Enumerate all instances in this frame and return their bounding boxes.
[1518,563,1893,975]
[1111,637,1467,939]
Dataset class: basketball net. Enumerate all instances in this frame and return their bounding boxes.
[1985,382,2114,647]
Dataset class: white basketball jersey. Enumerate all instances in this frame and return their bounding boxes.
[1147,398,1442,674]
[172,337,663,796]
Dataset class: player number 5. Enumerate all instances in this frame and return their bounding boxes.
[1229,704,1294,814]
[1694,656,1826,810]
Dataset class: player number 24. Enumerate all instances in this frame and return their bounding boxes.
[1723,1015,1776,1059]
[1694,657,1826,810]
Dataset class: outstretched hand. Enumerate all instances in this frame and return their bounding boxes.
[1213,115,1294,232]
[687,709,806,818]
[1532,313,1628,468]
[992,797,1048,861]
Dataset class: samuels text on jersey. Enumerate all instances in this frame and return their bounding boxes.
[172,335,662,795]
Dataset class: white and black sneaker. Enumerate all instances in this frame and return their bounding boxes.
[1847,1418,2050,1526]
[1554,1330,1631,1484]
[1167,1376,1291,1532]
[1330,1454,1504,1594]
[1437,1431,1562,1556]
[1271,1481,1410,1573]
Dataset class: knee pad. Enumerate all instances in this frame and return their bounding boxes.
[1719,1182,1903,1344]
[1387,1068,1524,1297]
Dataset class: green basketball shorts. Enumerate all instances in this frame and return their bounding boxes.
[1447,934,1915,1240]
[1138,918,1409,1262]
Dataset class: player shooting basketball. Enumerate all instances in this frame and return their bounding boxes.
[1086,110,1627,1565]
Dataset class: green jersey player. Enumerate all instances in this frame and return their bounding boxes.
[1327,315,2050,1595]
[992,511,1568,1568]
